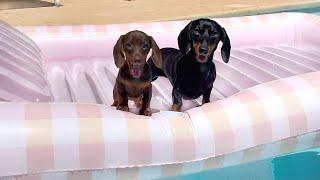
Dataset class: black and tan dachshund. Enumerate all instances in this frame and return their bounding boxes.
[148,18,231,111]
[112,30,162,116]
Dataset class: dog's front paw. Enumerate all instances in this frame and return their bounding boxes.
[117,105,129,112]
[202,99,210,105]
[140,108,152,116]
[134,99,142,108]
[171,104,182,112]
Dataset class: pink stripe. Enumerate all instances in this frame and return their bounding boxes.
[76,104,102,118]
[76,104,105,169]
[169,115,196,162]
[240,16,252,24]
[174,139,196,161]
[235,91,272,145]
[79,144,105,169]
[27,146,54,173]
[301,72,320,87]
[202,103,235,155]
[51,104,77,118]
[25,103,51,120]
[119,24,132,34]
[46,26,60,37]
[128,141,152,165]
[72,26,85,36]
[95,25,108,36]
[268,80,307,136]
[125,114,152,165]
[213,131,234,156]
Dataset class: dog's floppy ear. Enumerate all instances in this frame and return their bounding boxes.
[113,35,126,68]
[150,36,162,69]
[178,21,193,55]
[220,28,231,63]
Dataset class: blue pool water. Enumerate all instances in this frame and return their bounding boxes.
[164,147,320,180]
[284,6,320,15]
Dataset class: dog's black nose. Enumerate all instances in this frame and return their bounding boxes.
[199,47,208,54]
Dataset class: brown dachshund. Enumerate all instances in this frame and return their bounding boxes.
[112,30,162,116]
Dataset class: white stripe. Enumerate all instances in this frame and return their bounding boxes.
[34,26,48,38]
[51,104,79,169]
[83,25,97,36]
[170,21,186,32]
[230,17,243,27]
[220,98,254,150]
[0,104,26,148]
[107,25,120,36]
[269,13,282,25]
[102,108,128,166]
[151,22,165,33]
[284,76,320,132]
[248,15,263,26]
[251,84,290,141]
[0,119,26,149]
[51,104,78,145]
[148,111,174,163]
[59,26,73,38]
[128,23,142,31]
[187,107,214,159]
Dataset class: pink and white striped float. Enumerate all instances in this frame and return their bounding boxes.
[0,12,319,179]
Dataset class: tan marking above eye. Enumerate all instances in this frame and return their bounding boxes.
[194,42,201,54]
[208,45,217,54]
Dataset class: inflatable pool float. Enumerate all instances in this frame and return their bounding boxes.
[0,12,319,179]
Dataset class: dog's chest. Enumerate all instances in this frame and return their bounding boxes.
[179,64,211,84]
[177,63,213,98]
[123,80,149,97]
[181,74,209,89]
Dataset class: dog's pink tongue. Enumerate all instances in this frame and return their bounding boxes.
[131,67,142,78]
[198,55,206,62]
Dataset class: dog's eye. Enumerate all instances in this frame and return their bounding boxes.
[125,43,132,49]
[142,44,149,50]
[210,31,218,37]
[194,30,200,36]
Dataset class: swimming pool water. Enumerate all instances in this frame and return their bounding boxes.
[163,147,320,180]
[286,7,320,15]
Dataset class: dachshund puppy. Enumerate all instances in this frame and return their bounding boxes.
[112,30,162,116]
[149,18,231,111]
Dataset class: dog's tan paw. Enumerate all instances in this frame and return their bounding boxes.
[111,101,118,107]
[171,104,182,112]
[134,99,142,108]
[140,108,152,116]
[117,106,129,112]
